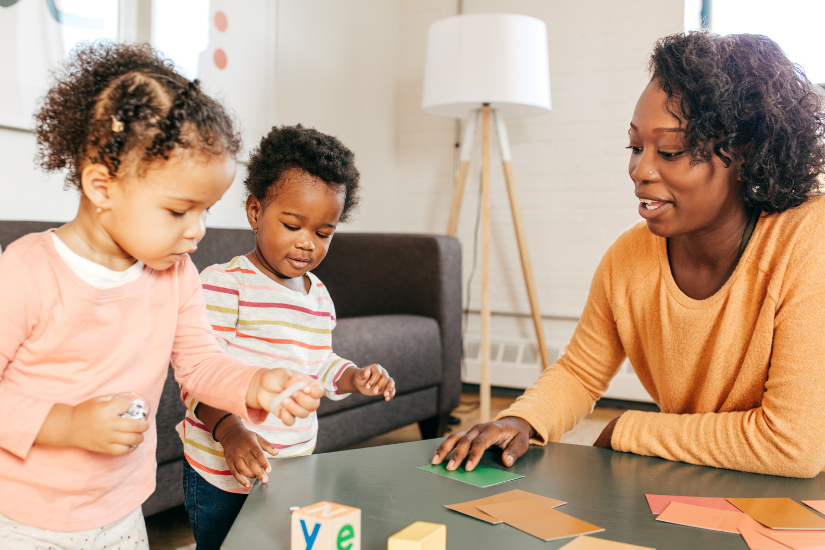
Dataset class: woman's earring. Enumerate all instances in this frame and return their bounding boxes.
[96,207,102,214]
[252,229,258,236]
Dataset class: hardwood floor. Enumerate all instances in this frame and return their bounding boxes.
[146,392,622,549]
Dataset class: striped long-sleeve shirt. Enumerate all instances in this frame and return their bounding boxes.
[175,255,354,492]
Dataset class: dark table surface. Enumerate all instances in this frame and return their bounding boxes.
[222,438,825,550]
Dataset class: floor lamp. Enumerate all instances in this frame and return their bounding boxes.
[422,14,552,422]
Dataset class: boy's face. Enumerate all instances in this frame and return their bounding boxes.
[247,168,345,282]
[102,152,236,270]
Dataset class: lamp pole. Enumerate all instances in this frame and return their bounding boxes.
[447,106,550,422]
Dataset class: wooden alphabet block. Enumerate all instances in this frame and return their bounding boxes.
[291,501,360,550]
[388,521,446,550]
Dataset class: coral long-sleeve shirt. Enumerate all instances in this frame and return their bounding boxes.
[0,232,266,531]
[500,196,825,478]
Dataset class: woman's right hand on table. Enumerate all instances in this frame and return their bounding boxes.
[431,416,535,471]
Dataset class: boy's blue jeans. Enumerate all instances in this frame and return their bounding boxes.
[182,460,248,550]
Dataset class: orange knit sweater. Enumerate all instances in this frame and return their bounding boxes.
[500,195,825,478]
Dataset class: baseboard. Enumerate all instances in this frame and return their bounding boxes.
[460,383,660,412]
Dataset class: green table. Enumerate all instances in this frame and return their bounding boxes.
[222,438,825,549]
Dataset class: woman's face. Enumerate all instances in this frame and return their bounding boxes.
[628,81,744,238]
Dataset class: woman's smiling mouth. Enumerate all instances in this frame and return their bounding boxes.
[640,198,667,210]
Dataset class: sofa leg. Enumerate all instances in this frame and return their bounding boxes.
[418,413,450,440]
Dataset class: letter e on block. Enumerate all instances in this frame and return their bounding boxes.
[388,521,446,550]
[291,501,361,550]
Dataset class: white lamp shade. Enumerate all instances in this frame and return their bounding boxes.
[422,13,551,119]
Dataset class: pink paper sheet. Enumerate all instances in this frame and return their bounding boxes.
[739,527,793,550]
[655,502,763,533]
[759,529,825,550]
[645,494,740,514]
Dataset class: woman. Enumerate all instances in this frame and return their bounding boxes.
[433,31,825,478]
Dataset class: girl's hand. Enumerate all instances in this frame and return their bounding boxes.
[70,395,149,454]
[251,369,324,425]
[218,422,278,488]
[352,364,396,401]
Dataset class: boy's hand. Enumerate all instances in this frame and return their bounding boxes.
[69,395,149,454]
[248,369,324,425]
[351,364,396,401]
[217,421,278,488]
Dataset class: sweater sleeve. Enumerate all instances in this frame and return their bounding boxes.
[496,254,627,444]
[612,245,825,478]
[0,247,53,459]
[170,259,266,424]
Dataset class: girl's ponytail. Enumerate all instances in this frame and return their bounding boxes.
[35,42,241,189]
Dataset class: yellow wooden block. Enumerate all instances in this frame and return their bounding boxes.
[291,501,361,550]
[387,521,446,550]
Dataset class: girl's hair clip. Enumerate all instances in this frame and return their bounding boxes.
[111,117,124,133]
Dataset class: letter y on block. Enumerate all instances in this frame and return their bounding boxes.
[292,501,361,550]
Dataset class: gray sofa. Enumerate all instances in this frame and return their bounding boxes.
[0,221,462,516]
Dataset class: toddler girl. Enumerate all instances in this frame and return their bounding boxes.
[0,43,323,549]
[179,125,396,550]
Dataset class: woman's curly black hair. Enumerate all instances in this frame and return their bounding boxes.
[649,31,825,214]
[35,41,241,189]
[244,125,360,222]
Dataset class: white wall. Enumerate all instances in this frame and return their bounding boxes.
[0,128,77,222]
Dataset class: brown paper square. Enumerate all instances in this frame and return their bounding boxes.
[444,489,566,524]
[478,498,603,542]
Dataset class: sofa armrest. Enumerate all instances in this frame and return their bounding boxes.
[311,232,462,413]
[0,221,63,251]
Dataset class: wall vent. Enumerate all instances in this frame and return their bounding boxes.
[462,336,561,389]
[461,335,653,402]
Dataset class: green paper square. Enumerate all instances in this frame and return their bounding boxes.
[417,463,523,488]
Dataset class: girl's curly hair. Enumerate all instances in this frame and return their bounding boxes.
[245,124,360,222]
[650,31,825,213]
[35,41,241,189]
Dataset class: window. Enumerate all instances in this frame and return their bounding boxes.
[687,0,825,84]
[0,0,119,129]
[152,0,209,80]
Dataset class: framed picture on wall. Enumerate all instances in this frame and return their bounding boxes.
[0,0,118,131]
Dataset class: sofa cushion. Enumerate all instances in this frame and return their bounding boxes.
[318,314,442,417]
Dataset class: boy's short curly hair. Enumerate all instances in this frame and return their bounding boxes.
[649,31,825,214]
[35,41,241,189]
[244,125,360,222]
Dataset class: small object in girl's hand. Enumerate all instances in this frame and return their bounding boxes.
[122,399,147,419]
[268,381,308,413]
[113,392,150,420]
[289,506,300,512]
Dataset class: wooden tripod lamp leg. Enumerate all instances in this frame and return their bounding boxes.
[446,111,479,237]
[494,111,552,371]
[480,106,492,422]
